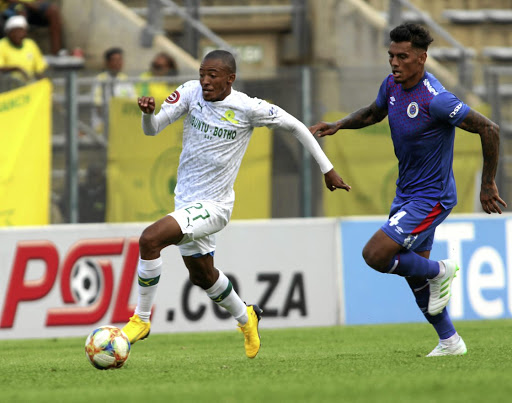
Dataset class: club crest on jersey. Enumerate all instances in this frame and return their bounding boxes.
[165,90,180,104]
[221,109,239,124]
[407,102,419,118]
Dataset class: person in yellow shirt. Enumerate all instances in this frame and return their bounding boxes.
[0,15,47,83]
[137,52,178,101]
[0,0,63,55]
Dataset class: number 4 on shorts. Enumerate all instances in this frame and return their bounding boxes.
[389,211,407,227]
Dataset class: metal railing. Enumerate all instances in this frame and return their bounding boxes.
[139,0,238,57]
[137,0,307,63]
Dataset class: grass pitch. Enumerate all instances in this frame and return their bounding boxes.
[2,320,512,402]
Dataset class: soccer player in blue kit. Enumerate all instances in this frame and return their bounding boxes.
[309,23,507,356]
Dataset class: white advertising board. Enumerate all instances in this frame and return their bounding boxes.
[0,219,341,339]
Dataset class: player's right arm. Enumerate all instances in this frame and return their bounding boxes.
[139,82,193,136]
[309,101,388,137]
[138,96,155,114]
[140,96,167,136]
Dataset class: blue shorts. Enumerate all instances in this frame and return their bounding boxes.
[380,197,451,252]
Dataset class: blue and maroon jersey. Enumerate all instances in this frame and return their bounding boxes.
[375,71,470,209]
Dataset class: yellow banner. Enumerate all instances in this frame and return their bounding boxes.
[107,98,271,222]
[0,79,52,226]
[322,110,483,216]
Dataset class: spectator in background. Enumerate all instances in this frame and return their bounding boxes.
[92,47,136,133]
[0,0,64,55]
[137,51,178,100]
[0,15,47,83]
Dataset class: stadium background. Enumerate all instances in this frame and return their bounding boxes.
[2,0,512,339]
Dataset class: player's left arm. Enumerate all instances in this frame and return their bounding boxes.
[457,109,507,214]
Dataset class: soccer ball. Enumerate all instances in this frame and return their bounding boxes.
[85,326,131,370]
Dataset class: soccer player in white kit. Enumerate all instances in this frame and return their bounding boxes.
[123,50,350,358]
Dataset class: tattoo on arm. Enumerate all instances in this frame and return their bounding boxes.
[338,102,388,130]
[458,109,500,184]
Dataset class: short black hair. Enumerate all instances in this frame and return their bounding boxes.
[203,50,236,74]
[389,23,434,50]
[104,47,123,62]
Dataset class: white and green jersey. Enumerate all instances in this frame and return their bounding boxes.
[142,80,333,209]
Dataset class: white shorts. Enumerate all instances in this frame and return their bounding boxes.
[169,200,232,257]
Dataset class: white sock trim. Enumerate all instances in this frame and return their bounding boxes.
[205,269,229,298]
[139,256,163,272]
[205,269,247,324]
[434,261,446,279]
[387,259,399,274]
[440,332,460,345]
[235,310,249,325]
[134,257,163,322]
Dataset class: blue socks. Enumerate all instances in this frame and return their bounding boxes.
[386,250,440,279]
[406,277,456,340]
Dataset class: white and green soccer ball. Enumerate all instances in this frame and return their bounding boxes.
[85,325,131,370]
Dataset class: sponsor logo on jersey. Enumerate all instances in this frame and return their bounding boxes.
[220,110,239,124]
[402,234,418,249]
[189,114,210,133]
[449,102,463,118]
[190,114,237,140]
[269,106,278,118]
[212,127,237,139]
[165,90,180,104]
[423,78,439,96]
[390,96,395,105]
[407,102,419,118]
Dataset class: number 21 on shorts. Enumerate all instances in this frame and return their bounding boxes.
[185,202,211,221]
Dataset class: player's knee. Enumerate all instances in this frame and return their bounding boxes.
[362,246,388,273]
[139,228,162,256]
[188,270,212,289]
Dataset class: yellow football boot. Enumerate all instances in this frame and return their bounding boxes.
[238,305,263,358]
[122,314,151,344]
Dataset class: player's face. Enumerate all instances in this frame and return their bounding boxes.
[388,41,427,89]
[199,58,236,102]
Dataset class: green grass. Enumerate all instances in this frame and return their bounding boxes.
[2,320,512,402]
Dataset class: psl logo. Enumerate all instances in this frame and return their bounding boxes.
[0,238,139,328]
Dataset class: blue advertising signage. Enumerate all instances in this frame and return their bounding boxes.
[340,215,512,325]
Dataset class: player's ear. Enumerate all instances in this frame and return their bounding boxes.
[419,50,427,65]
[227,73,236,85]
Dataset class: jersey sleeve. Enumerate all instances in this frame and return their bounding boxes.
[429,91,470,126]
[158,80,196,124]
[375,76,389,110]
[246,97,284,128]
